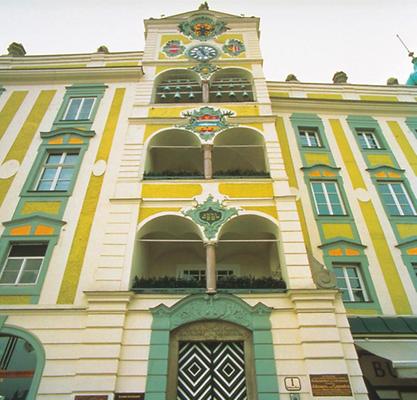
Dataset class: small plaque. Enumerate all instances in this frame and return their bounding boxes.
[74,396,108,400]
[115,394,144,400]
[310,374,352,396]
[284,376,301,391]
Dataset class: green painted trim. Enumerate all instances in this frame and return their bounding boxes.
[0,90,56,208]
[405,117,417,139]
[0,315,7,328]
[324,250,381,312]
[146,293,279,400]
[0,91,28,141]
[0,325,45,400]
[19,138,91,202]
[40,126,95,139]
[53,83,107,129]
[346,115,399,169]
[290,113,335,167]
[57,88,126,304]
[0,235,58,297]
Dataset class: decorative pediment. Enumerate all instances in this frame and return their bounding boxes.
[40,127,95,145]
[182,195,239,240]
[189,62,221,80]
[396,238,417,256]
[301,164,340,178]
[319,239,366,257]
[3,215,65,237]
[367,165,404,179]
[178,14,228,41]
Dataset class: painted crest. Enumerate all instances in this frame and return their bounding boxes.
[223,39,246,56]
[182,195,239,240]
[189,62,220,80]
[179,15,228,41]
[162,40,185,57]
[180,106,235,141]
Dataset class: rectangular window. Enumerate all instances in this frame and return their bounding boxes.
[411,263,417,278]
[299,128,321,147]
[378,182,417,216]
[36,151,79,191]
[311,181,346,215]
[357,129,381,149]
[0,244,47,285]
[63,97,96,120]
[334,264,369,302]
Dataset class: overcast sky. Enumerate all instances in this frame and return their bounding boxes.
[1,0,416,85]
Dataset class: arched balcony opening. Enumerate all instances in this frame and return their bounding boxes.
[132,215,205,288]
[144,129,204,179]
[213,128,269,178]
[154,69,202,104]
[209,68,255,102]
[216,215,282,286]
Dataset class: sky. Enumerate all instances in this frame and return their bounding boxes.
[1,0,417,85]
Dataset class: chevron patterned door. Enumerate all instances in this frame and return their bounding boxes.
[177,341,247,400]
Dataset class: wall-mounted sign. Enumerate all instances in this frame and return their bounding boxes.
[284,376,301,391]
[114,394,145,400]
[310,374,352,396]
[74,396,108,400]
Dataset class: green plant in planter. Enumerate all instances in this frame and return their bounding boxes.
[132,275,286,289]
[144,170,203,178]
[214,169,269,177]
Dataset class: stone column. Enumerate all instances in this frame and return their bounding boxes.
[202,144,213,179]
[205,242,216,293]
[202,80,210,103]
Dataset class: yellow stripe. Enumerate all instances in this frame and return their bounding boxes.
[307,93,343,100]
[359,201,411,314]
[346,308,379,315]
[360,95,398,102]
[387,121,417,175]
[0,296,31,304]
[0,90,56,207]
[0,91,28,140]
[329,119,366,189]
[296,200,311,251]
[275,117,298,188]
[57,88,126,304]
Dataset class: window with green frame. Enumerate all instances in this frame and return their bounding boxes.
[356,129,382,150]
[333,263,369,302]
[34,150,80,191]
[377,182,417,216]
[298,127,322,147]
[62,97,96,121]
[0,243,47,286]
[311,181,346,215]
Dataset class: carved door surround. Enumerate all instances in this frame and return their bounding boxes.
[145,293,280,400]
[168,320,256,399]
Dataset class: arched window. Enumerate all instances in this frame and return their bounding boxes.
[154,70,202,103]
[144,129,203,179]
[0,329,44,400]
[209,68,254,102]
[133,215,205,288]
[213,128,268,177]
[217,215,281,282]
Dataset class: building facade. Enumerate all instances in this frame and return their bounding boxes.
[0,4,416,400]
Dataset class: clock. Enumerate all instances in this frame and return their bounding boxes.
[187,45,218,62]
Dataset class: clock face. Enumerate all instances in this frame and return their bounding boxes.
[187,45,218,61]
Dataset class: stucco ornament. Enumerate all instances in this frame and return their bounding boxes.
[182,195,239,240]
[222,39,245,56]
[96,45,109,53]
[162,40,185,57]
[387,77,399,85]
[406,57,417,86]
[179,15,228,41]
[7,42,26,57]
[179,106,235,141]
[189,62,220,79]
[307,252,336,289]
[333,71,348,83]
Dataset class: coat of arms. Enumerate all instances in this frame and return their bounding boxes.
[179,15,228,41]
[223,39,246,56]
[162,40,185,57]
[180,107,235,141]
